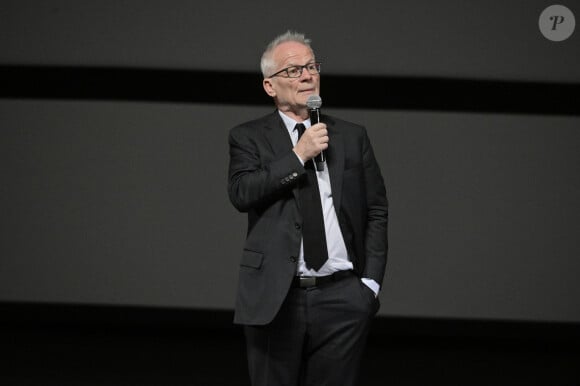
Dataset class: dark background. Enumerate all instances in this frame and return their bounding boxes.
[1,1,579,384]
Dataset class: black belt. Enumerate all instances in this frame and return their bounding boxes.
[292,270,353,288]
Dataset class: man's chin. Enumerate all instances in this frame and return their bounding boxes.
[297,94,315,107]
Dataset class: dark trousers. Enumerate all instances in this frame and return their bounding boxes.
[244,272,379,386]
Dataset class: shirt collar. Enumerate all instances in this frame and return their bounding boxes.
[278,110,311,135]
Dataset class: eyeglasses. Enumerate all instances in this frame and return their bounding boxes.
[268,62,321,78]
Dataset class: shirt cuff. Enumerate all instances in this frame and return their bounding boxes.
[292,150,305,166]
[361,278,380,297]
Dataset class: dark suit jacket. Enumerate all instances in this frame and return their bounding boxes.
[228,111,388,325]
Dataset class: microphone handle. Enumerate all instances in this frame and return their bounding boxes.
[309,108,325,171]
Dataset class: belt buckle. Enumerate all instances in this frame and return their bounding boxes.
[299,277,316,287]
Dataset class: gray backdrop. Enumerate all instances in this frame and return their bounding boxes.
[1,0,579,322]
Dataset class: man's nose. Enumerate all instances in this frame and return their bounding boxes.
[299,67,313,80]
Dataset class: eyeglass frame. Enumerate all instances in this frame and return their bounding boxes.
[267,62,322,78]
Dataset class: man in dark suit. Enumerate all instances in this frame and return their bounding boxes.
[227,30,388,386]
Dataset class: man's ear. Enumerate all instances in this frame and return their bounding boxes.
[263,78,276,97]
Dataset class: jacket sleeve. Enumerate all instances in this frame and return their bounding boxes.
[227,124,305,213]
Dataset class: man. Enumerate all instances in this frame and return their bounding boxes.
[227,30,388,386]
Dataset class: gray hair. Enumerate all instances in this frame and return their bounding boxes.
[260,30,313,78]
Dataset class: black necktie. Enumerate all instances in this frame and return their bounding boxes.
[295,123,329,271]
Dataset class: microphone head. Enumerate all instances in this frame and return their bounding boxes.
[306,95,322,109]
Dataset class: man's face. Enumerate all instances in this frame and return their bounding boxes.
[263,41,320,118]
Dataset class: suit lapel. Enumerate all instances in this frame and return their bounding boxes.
[263,111,293,155]
[326,119,345,214]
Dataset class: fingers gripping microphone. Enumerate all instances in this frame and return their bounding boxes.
[306,95,325,171]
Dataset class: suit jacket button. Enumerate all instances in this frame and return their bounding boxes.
[290,256,297,263]
[294,223,301,230]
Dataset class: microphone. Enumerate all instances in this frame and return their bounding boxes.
[306,95,325,171]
